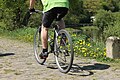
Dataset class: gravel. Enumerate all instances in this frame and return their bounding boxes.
[0,36,120,80]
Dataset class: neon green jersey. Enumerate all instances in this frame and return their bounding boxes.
[41,0,69,12]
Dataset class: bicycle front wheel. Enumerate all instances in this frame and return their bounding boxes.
[33,27,46,65]
[54,29,74,73]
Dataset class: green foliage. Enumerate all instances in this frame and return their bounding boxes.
[94,10,120,40]
[114,12,120,22]
[0,0,42,30]
[0,27,36,42]
[94,10,114,30]
[104,22,120,38]
[81,26,99,41]
[0,0,28,30]
[0,22,6,30]
[0,26,117,62]
[83,0,103,15]
[71,33,107,61]
[0,0,120,62]
[28,13,42,28]
[1,0,120,31]
[66,0,91,24]
[102,0,120,12]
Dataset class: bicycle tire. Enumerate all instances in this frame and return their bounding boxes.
[54,29,74,73]
[22,11,31,26]
[33,27,46,65]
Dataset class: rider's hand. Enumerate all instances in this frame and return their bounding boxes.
[29,8,35,12]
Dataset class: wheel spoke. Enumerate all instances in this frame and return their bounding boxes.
[55,29,74,73]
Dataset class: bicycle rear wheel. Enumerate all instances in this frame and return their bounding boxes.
[33,27,46,65]
[54,29,74,73]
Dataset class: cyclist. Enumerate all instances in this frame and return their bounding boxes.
[29,0,69,59]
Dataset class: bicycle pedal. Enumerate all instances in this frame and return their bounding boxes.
[63,50,70,56]
[65,53,70,56]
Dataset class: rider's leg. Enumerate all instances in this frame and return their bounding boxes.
[57,19,66,46]
[57,19,65,29]
[40,9,55,59]
[41,24,48,52]
[41,19,65,53]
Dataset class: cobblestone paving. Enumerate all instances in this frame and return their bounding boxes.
[0,37,120,80]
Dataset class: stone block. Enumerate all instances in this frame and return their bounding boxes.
[106,36,120,59]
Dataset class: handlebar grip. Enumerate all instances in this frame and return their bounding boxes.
[22,11,31,26]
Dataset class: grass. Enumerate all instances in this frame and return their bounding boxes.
[0,27,36,43]
[0,27,120,63]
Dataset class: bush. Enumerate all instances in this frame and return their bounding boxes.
[71,33,106,60]
[81,26,99,41]
[94,10,120,40]
[0,0,42,30]
[114,12,120,22]
[93,10,115,32]
[103,12,120,39]
[104,21,120,38]
[0,27,36,42]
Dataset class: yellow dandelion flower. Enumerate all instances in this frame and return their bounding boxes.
[80,43,82,45]
[84,53,87,57]
[82,41,85,45]
[97,48,99,50]
[104,48,106,51]
[79,40,82,42]
[90,54,93,57]
[104,52,106,56]
[82,50,85,53]
[87,43,91,47]
[93,55,96,57]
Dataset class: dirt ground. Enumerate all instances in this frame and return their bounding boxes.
[0,36,120,80]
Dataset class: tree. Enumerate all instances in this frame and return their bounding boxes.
[66,0,91,24]
[102,0,120,12]
[83,0,103,15]
[0,0,42,29]
[0,0,28,30]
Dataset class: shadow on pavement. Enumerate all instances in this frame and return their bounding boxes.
[0,53,15,57]
[81,63,110,70]
[68,63,110,76]
[46,62,58,69]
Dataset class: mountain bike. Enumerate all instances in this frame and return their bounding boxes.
[23,10,74,73]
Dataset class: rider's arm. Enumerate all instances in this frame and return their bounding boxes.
[29,0,35,9]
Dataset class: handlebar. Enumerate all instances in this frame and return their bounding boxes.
[30,10,43,14]
[22,9,43,26]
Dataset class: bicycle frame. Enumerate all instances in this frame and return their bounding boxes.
[33,9,74,73]
[48,24,59,53]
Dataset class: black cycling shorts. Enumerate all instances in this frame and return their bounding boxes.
[42,7,68,28]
